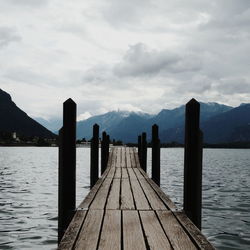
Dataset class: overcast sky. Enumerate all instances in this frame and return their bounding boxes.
[0,0,250,120]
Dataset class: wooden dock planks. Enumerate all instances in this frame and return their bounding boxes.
[58,146,214,250]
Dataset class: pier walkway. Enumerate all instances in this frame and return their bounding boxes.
[58,147,214,250]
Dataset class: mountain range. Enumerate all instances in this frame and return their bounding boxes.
[37,100,250,144]
[1,88,249,144]
[75,102,250,143]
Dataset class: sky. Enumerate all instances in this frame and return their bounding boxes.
[0,0,250,121]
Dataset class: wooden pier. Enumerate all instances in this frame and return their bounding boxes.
[58,147,214,250]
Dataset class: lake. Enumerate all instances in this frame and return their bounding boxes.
[0,147,249,249]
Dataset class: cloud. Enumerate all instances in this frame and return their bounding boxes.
[215,78,250,95]
[0,27,21,48]
[113,43,202,77]
[0,0,48,7]
[0,0,250,120]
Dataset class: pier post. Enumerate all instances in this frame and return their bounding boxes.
[101,131,107,175]
[90,124,99,188]
[141,132,147,172]
[152,124,160,186]
[106,135,110,168]
[138,135,142,164]
[184,99,203,229]
[58,98,76,243]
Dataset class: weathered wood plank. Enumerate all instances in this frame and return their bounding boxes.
[139,210,172,250]
[75,210,103,250]
[137,178,167,210]
[136,167,177,210]
[121,147,126,168]
[116,147,121,168]
[114,167,122,179]
[133,167,148,179]
[121,178,135,210]
[78,167,111,209]
[98,210,121,250]
[126,147,132,168]
[123,210,147,250]
[157,210,197,250]
[130,179,150,210]
[130,148,137,168]
[109,149,116,168]
[127,167,137,180]
[133,149,177,210]
[106,165,116,178]
[90,176,113,209]
[58,210,87,250]
[106,179,121,210]
[175,211,215,250]
[122,167,128,179]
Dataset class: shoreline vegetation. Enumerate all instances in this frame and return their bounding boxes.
[1,140,250,149]
[1,130,250,148]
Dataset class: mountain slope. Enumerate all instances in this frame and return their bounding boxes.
[75,102,233,143]
[0,89,55,138]
[202,104,250,143]
[161,104,250,144]
[77,111,132,139]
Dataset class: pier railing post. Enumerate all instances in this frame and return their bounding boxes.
[106,135,110,168]
[58,98,76,243]
[138,135,142,164]
[141,132,147,172]
[152,124,160,186]
[101,131,107,175]
[184,98,203,230]
[90,124,99,188]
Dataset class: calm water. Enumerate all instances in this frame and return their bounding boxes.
[0,147,249,249]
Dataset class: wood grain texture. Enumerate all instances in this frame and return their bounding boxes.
[114,167,121,178]
[130,148,137,168]
[121,179,135,210]
[121,147,126,168]
[98,210,121,250]
[116,147,121,168]
[157,210,197,250]
[75,210,103,250]
[58,210,87,250]
[106,179,120,210]
[90,176,113,209]
[175,211,215,250]
[122,167,128,179]
[126,148,132,168]
[137,178,167,210]
[139,210,172,250]
[130,179,150,210]
[78,166,111,209]
[127,167,137,180]
[123,210,147,250]
[136,167,177,210]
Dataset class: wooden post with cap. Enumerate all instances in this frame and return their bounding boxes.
[184,98,203,230]
[141,132,147,172]
[152,124,160,186]
[58,98,76,243]
[90,124,99,188]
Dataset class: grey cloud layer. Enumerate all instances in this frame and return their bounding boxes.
[0,27,21,48]
[0,0,249,119]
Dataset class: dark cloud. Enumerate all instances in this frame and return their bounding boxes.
[2,0,48,7]
[113,43,202,77]
[215,78,250,95]
[0,27,21,48]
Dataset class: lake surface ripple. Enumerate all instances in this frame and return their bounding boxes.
[0,147,249,249]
